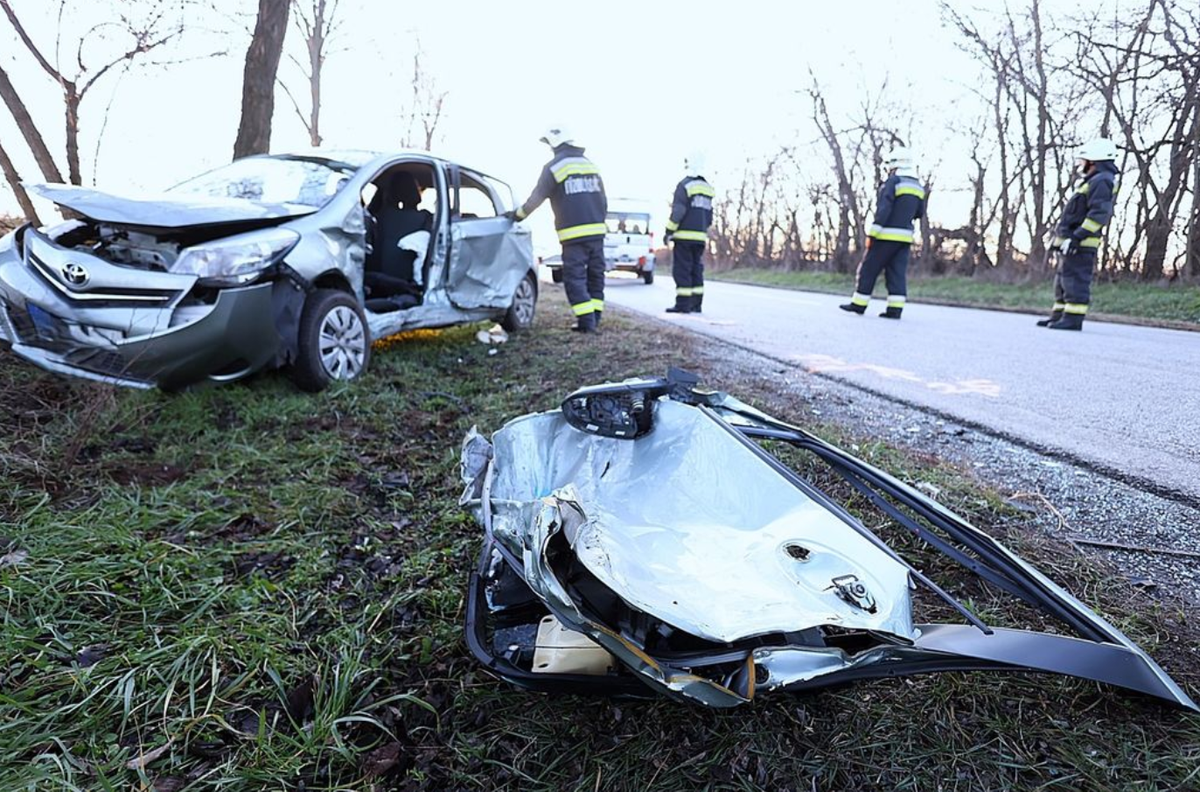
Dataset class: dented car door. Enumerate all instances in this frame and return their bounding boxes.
[445,166,532,310]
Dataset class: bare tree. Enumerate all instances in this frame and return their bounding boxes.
[0,0,185,185]
[399,42,447,151]
[809,77,860,271]
[233,0,290,159]
[279,0,343,147]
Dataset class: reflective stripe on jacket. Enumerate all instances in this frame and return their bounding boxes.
[867,174,926,244]
[666,176,714,242]
[1054,161,1119,250]
[516,145,608,243]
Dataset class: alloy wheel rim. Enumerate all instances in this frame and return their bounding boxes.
[318,305,366,380]
[513,278,535,325]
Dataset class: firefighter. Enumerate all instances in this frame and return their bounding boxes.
[665,152,715,313]
[1038,138,1120,331]
[840,146,927,319]
[512,125,608,333]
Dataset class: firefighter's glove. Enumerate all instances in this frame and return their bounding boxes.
[505,210,522,222]
[664,229,674,244]
[1059,238,1076,256]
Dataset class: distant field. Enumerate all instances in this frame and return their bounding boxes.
[711,268,1200,327]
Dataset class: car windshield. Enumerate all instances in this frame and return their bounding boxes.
[607,212,650,234]
[169,156,358,208]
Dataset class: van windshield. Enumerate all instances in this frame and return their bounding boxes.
[606,212,650,235]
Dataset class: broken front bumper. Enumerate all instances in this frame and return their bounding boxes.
[0,228,281,388]
[461,372,1198,711]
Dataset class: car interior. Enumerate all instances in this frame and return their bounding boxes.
[362,163,439,313]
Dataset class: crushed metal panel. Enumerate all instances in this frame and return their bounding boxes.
[485,403,916,644]
[445,219,532,310]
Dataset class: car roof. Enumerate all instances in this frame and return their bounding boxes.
[268,150,510,187]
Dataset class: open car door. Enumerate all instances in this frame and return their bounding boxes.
[445,166,532,310]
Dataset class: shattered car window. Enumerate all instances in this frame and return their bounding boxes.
[169,157,356,208]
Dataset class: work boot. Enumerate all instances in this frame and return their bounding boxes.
[1047,314,1084,331]
[879,307,903,320]
[692,294,703,314]
[839,302,866,315]
[593,310,603,327]
[1036,311,1063,327]
[666,296,693,313]
[571,313,597,333]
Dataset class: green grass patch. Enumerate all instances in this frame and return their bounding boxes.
[1,289,1197,790]
[712,268,1200,327]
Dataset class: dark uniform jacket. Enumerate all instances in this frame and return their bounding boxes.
[868,174,927,244]
[515,145,607,243]
[1055,161,1119,250]
[666,176,715,243]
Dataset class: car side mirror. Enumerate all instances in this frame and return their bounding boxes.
[560,368,705,439]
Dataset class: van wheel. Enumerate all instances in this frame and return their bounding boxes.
[642,269,654,285]
[291,289,371,392]
[550,268,564,284]
[501,271,537,332]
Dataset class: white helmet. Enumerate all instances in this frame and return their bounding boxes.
[883,146,916,172]
[539,124,575,149]
[1075,138,1118,162]
[684,151,707,177]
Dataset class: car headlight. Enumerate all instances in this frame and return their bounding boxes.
[172,227,300,286]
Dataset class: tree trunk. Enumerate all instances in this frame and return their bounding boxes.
[1028,0,1050,268]
[234,0,291,160]
[65,83,82,185]
[1141,83,1198,280]
[0,139,41,224]
[1187,183,1200,281]
[307,0,324,146]
[0,64,64,183]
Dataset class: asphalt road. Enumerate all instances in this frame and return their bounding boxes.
[592,272,1200,502]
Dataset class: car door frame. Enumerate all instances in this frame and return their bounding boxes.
[443,164,533,310]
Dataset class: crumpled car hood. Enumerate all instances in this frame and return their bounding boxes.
[486,401,915,643]
[461,372,1199,711]
[26,183,316,229]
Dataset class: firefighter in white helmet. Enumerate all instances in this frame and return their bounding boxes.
[665,151,715,313]
[1037,138,1120,331]
[840,146,927,320]
[511,124,609,333]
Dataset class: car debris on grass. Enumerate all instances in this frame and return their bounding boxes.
[462,369,1196,711]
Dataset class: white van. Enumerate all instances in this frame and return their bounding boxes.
[603,198,655,284]
[543,197,656,285]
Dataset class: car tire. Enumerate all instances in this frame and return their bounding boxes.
[291,289,371,392]
[550,268,564,284]
[642,269,654,285]
[501,271,538,332]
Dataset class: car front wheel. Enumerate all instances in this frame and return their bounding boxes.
[501,271,537,332]
[550,268,563,284]
[642,269,654,285]
[292,289,371,392]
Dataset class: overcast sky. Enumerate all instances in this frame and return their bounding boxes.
[1,0,1111,247]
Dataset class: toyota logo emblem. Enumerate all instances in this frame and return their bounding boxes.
[61,262,89,286]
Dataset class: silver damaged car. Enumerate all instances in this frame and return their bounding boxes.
[0,151,537,391]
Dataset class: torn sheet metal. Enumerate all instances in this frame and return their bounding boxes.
[461,372,1199,711]
[484,402,915,643]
